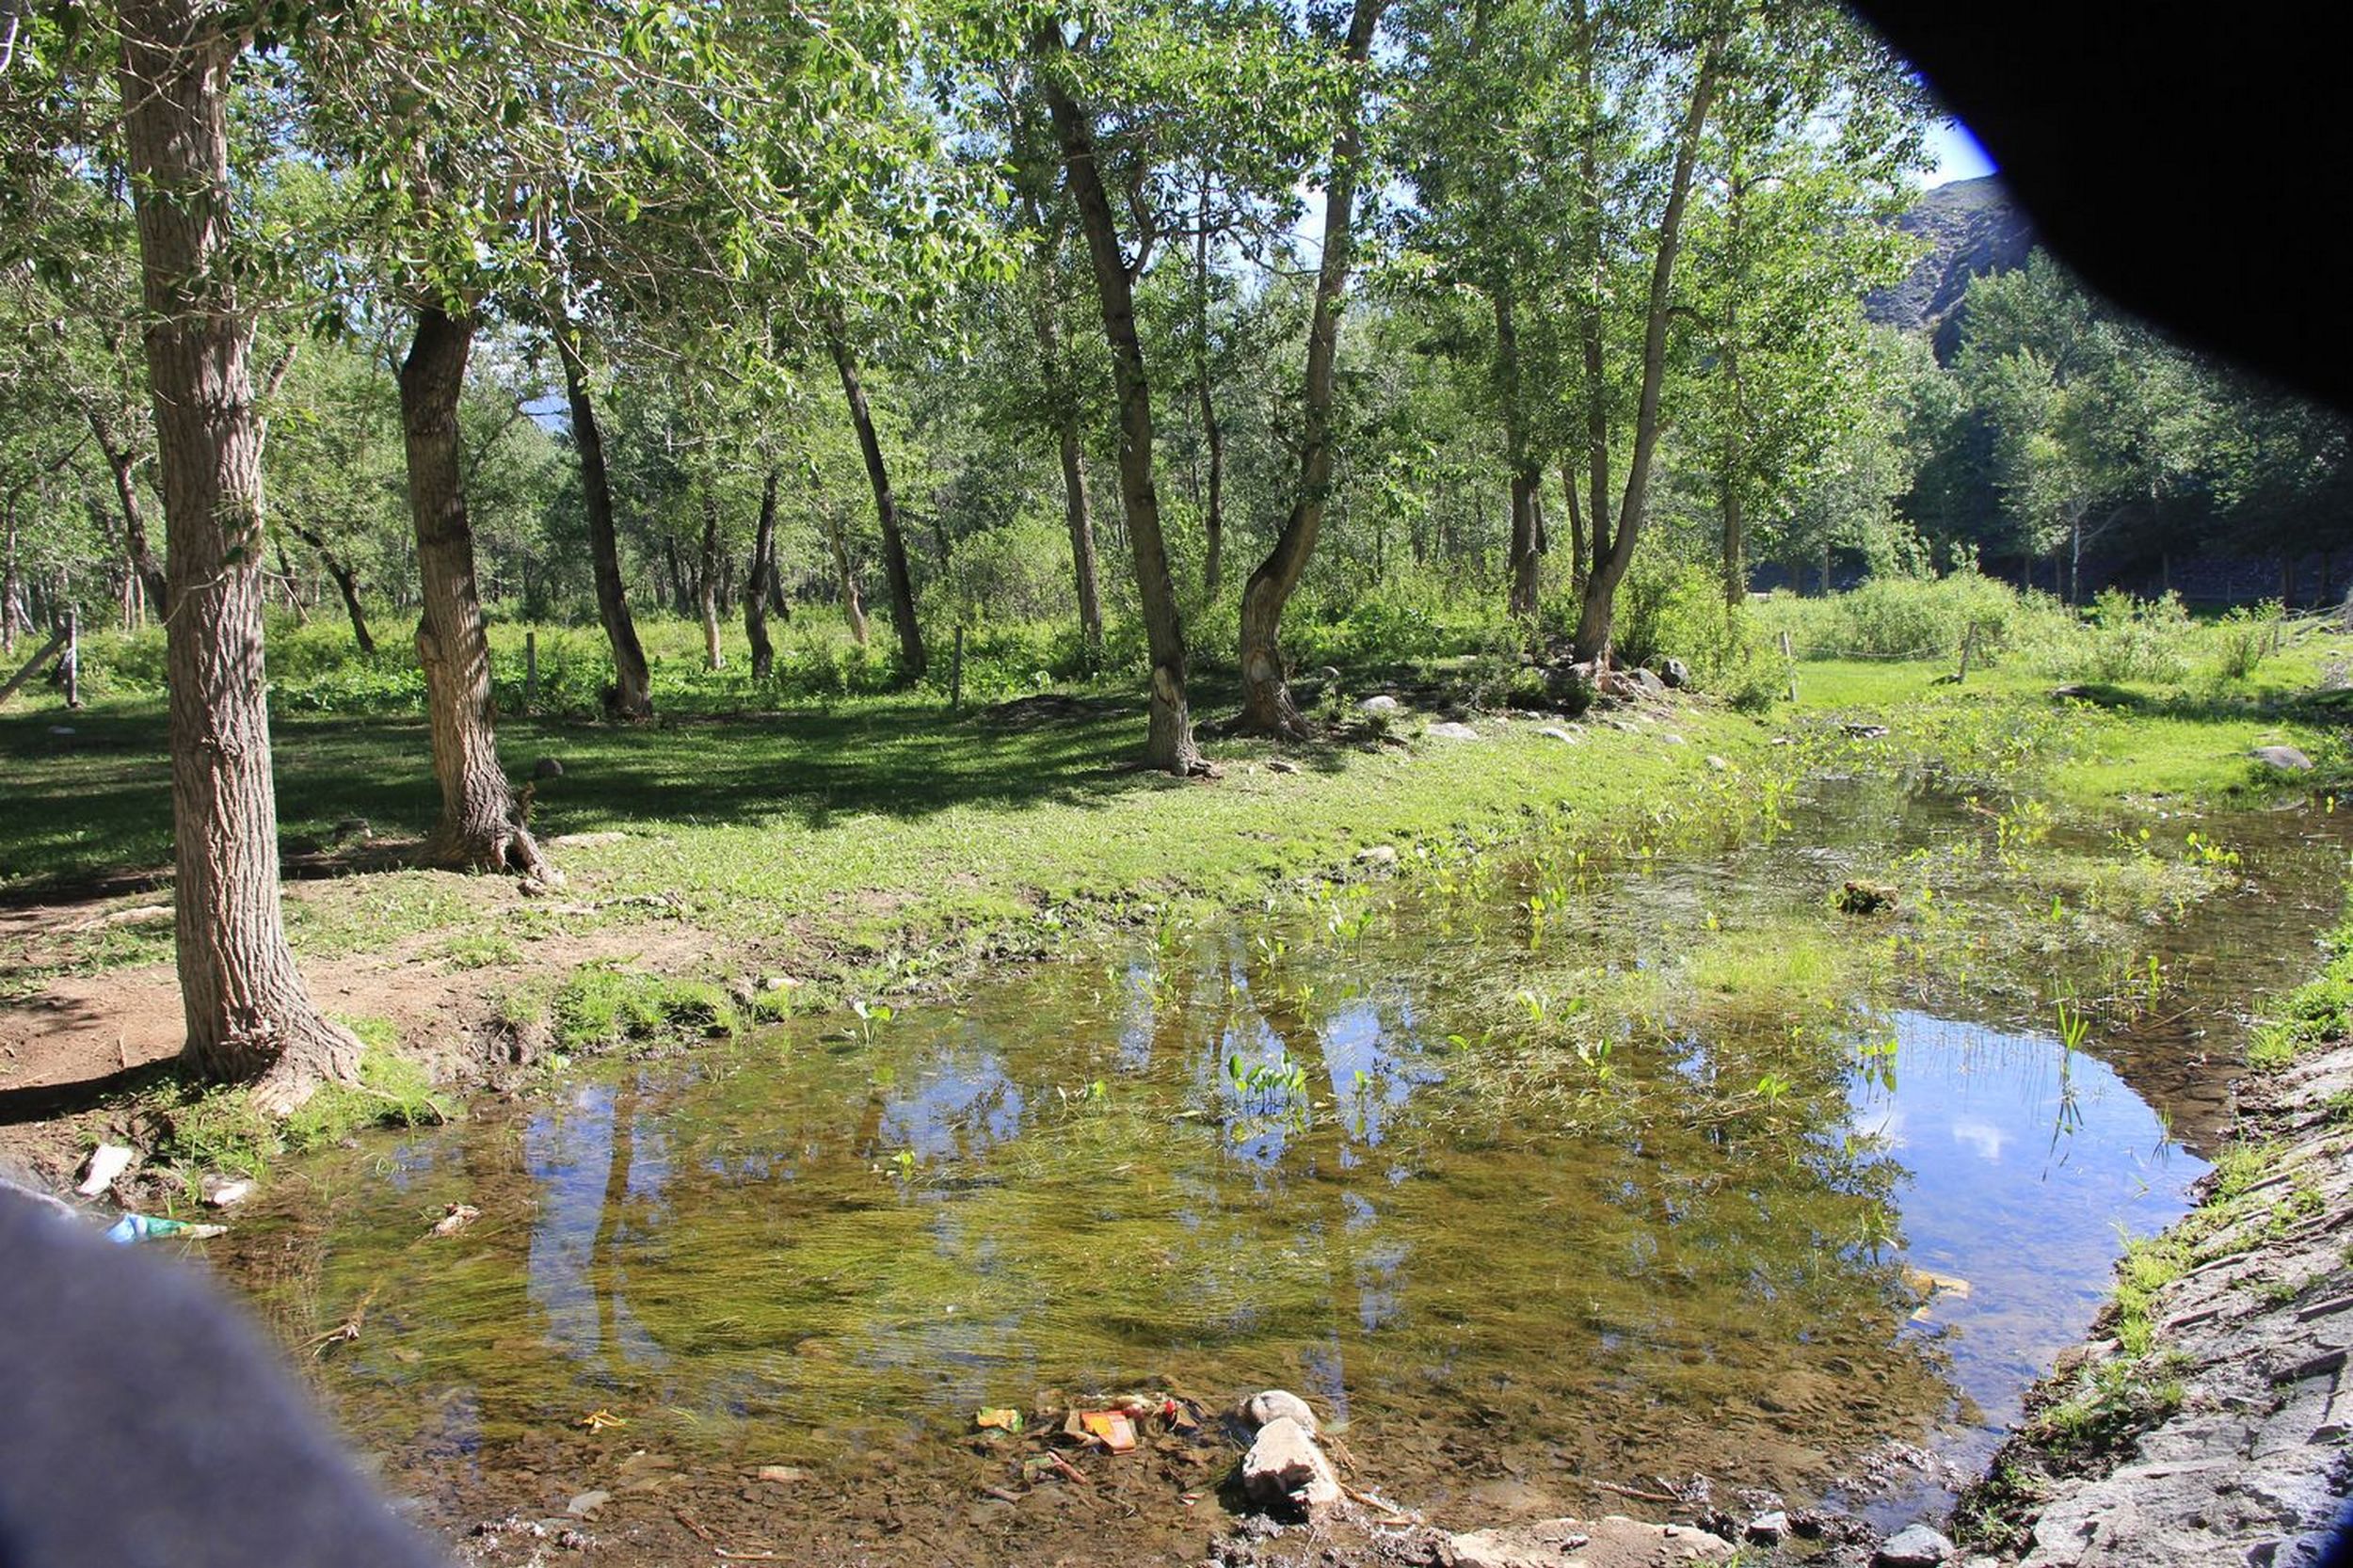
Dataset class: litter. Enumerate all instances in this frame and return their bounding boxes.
[974,1407,1024,1432]
[429,1203,480,1237]
[78,1144,135,1195]
[1077,1410,1138,1452]
[104,1213,226,1244]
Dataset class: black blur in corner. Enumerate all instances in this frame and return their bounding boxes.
[0,1191,453,1568]
[1852,1,2353,410]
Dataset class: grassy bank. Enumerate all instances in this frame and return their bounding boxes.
[6,594,2350,1182]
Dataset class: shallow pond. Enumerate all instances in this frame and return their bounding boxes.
[218,772,2350,1560]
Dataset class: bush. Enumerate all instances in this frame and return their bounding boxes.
[2072,590,2193,684]
[1822,570,2027,661]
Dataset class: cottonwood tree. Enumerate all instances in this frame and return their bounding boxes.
[1235,0,1389,735]
[1028,1,1330,772]
[24,0,365,1102]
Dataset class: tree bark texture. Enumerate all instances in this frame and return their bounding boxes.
[827,332,927,680]
[1571,38,1722,664]
[1039,28,1202,773]
[1236,0,1385,736]
[552,326,653,718]
[398,306,553,880]
[120,0,358,1106]
[745,468,778,678]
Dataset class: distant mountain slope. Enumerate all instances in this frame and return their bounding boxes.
[1865,175,2036,359]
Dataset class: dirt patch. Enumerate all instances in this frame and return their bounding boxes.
[0,878,736,1187]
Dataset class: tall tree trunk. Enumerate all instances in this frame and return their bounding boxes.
[1571,37,1723,664]
[1575,0,1611,636]
[84,408,168,617]
[827,331,927,680]
[1236,0,1386,735]
[1560,458,1588,597]
[745,468,778,679]
[1022,210,1104,660]
[398,306,553,881]
[1494,285,1543,620]
[287,520,376,654]
[1193,184,1225,601]
[551,325,652,719]
[1041,33,1202,774]
[823,504,869,646]
[120,0,358,1107]
[698,492,725,669]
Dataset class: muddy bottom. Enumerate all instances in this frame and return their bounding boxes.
[203,775,2350,1562]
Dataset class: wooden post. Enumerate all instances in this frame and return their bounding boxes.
[1957,625,1975,683]
[1780,629,1796,701]
[949,624,965,713]
[63,607,79,709]
[524,630,538,713]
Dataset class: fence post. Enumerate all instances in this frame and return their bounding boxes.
[1957,625,1975,684]
[949,625,965,713]
[1780,629,1796,702]
[63,606,79,710]
[524,630,538,714]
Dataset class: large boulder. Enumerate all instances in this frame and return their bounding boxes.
[1650,656,1690,690]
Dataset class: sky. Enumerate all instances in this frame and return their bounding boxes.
[1924,119,1998,187]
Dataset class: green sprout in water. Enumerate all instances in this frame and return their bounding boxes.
[850,998,896,1048]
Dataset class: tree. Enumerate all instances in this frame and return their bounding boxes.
[1035,23,1205,774]
[117,0,360,1103]
[1236,0,1389,735]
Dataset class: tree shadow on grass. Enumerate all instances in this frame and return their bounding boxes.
[0,690,1194,897]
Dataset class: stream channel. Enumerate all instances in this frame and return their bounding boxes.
[216,766,2352,1562]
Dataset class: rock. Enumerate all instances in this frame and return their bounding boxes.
[1835,880,1897,916]
[1839,721,1892,739]
[333,815,374,840]
[1239,1389,1321,1435]
[1875,1523,1954,1566]
[760,975,803,993]
[1705,754,1730,772]
[2251,744,2314,771]
[1652,656,1690,689]
[1354,846,1400,871]
[1539,727,1581,744]
[565,1490,610,1517]
[1632,667,1669,695]
[1747,1511,1790,1544]
[1240,1416,1341,1513]
[1266,759,1300,775]
[1361,695,1402,714]
[1446,1515,1735,1568]
[754,1464,808,1485]
[1659,732,1687,745]
[534,757,565,780]
[1427,721,1482,741]
[200,1176,253,1208]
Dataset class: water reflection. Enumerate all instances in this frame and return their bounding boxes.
[219,776,2349,1537]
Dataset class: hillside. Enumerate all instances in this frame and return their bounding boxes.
[1865,174,2036,358]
